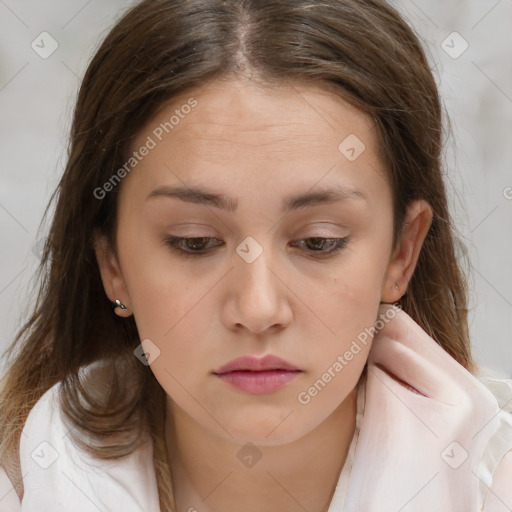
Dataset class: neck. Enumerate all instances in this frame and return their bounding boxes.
[165,386,359,512]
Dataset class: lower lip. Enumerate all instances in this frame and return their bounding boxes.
[215,370,302,394]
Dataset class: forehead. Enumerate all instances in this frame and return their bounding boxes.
[124,77,388,203]
[146,78,375,144]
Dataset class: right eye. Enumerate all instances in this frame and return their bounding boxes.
[163,236,224,258]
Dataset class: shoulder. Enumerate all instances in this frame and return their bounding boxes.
[19,364,160,512]
[477,373,512,512]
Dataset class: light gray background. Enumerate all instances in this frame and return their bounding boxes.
[1,1,511,377]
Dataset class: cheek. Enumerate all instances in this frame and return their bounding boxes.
[135,291,217,420]
[128,267,213,352]
[300,286,376,393]
[120,236,219,375]
[118,228,192,333]
[293,244,387,381]
[295,343,369,415]
[306,242,388,326]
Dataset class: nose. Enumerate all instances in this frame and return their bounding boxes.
[221,245,293,335]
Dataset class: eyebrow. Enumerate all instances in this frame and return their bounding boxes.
[146,183,367,213]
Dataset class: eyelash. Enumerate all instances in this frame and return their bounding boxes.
[163,235,350,259]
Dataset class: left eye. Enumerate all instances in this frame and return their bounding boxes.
[291,237,350,256]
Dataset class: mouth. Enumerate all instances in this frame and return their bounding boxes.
[212,354,303,395]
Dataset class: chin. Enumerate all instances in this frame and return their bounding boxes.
[210,410,323,447]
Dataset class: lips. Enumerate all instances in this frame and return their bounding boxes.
[213,354,301,374]
[213,355,303,395]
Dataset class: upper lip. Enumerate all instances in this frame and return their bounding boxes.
[213,354,302,374]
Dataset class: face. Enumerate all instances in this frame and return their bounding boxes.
[95,76,431,446]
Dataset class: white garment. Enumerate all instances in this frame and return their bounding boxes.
[3,303,512,511]
[331,305,512,512]
[16,381,160,512]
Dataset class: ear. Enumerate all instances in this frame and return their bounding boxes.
[381,199,433,304]
[93,231,133,318]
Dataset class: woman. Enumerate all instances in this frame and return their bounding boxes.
[1,0,511,510]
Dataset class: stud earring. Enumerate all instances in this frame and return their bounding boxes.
[394,283,400,291]
[112,299,127,311]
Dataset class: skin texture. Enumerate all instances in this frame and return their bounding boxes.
[95,77,433,512]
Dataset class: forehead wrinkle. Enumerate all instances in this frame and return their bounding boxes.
[171,127,339,153]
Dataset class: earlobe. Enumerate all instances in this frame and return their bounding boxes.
[93,232,133,317]
[381,200,433,304]
[112,298,131,318]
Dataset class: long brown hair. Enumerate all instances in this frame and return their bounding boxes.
[0,0,475,509]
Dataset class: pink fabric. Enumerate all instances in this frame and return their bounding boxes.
[338,303,512,511]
